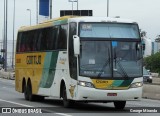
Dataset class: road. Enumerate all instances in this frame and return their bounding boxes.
[0,78,160,116]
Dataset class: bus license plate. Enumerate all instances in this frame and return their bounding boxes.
[107,93,117,96]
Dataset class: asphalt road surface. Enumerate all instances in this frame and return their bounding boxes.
[0,78,160,116]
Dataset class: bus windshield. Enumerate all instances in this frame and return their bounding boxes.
[79,41,142,78]
[79,22,142,79]
[80,23,140,39]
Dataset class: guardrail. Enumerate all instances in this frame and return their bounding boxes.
[143,84,160,100]
[0,69,15,80]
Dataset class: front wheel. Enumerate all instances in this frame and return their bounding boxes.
[114,101,126,110]
[62,85,73,108]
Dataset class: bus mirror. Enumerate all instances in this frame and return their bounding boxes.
[73,35,80,56]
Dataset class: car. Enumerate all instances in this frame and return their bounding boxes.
[143,67,152,83]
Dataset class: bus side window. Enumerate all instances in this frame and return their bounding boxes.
[20,32,27,52]
[57,25,67,50]
[50,27,58,50]
[16,32,22,53]
[41,28,47,50]
[36,29,42,51]
[32,30,38,51]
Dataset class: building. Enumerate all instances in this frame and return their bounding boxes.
[142,36,152,57]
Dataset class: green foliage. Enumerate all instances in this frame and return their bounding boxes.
[144,52,160,73]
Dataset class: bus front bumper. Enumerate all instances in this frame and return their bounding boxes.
[75,86,142,102]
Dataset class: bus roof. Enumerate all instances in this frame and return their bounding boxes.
[18,16,138,32]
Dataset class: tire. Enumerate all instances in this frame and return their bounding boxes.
[24,84,29,100]
[114,101,126,110]
[62,85,72,108]
[27,81,35,101]
[149,80,152,83]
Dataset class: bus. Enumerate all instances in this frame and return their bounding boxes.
[15,16,143,109]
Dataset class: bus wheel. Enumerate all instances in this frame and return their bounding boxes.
[27,81,35,101]
[23,84,29,100]
[114,101,126,110]
[62,85,71,108]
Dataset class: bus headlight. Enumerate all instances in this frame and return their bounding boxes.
[78,81,95,88]
[130,82,143,88]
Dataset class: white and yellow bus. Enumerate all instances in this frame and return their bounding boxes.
[15,16,143,109]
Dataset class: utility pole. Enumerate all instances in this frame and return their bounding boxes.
[50,0,52,19]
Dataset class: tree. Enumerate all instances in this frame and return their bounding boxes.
[144,52,160,74]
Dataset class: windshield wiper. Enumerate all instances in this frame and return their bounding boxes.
[116,59,129,79]
[113,47,129,79]
[97,48,111,78]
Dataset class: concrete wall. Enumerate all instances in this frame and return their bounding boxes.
[143,84,160,100]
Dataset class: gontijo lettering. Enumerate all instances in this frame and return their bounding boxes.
[26,55,41,64]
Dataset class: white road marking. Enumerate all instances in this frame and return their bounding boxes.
[55,113,72,116]
[0,99,33,107]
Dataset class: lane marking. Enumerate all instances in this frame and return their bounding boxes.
[55,113,72,116]
[0,99,33,107]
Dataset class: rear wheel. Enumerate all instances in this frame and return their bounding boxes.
[23,83,29,100]
[27,81,35,101]
[114,101,126,110]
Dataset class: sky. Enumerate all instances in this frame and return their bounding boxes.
[0,0,160,42]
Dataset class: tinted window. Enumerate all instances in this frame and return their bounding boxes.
[16,25,67,53]
[57,25,68,50]
[69,22,77,80]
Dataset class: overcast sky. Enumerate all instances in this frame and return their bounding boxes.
[0,0,160,42]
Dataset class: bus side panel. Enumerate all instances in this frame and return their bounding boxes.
[15,53,45,94]
[49,51,69,97]
[37,51,59,96]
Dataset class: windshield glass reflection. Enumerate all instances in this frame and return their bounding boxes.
[79,41,142,78]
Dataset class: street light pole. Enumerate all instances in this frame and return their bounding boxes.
[107,0,109,17]
[36,0,38,24]
[12,0,15,69]
[4,0,8,71]
[77,0,78,10]
[68,0,78,15]
[27,9,31,26]
[3,0,6,69]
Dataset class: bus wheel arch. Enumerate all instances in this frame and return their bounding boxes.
[60,80,65,98]
[60,80,74,107]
